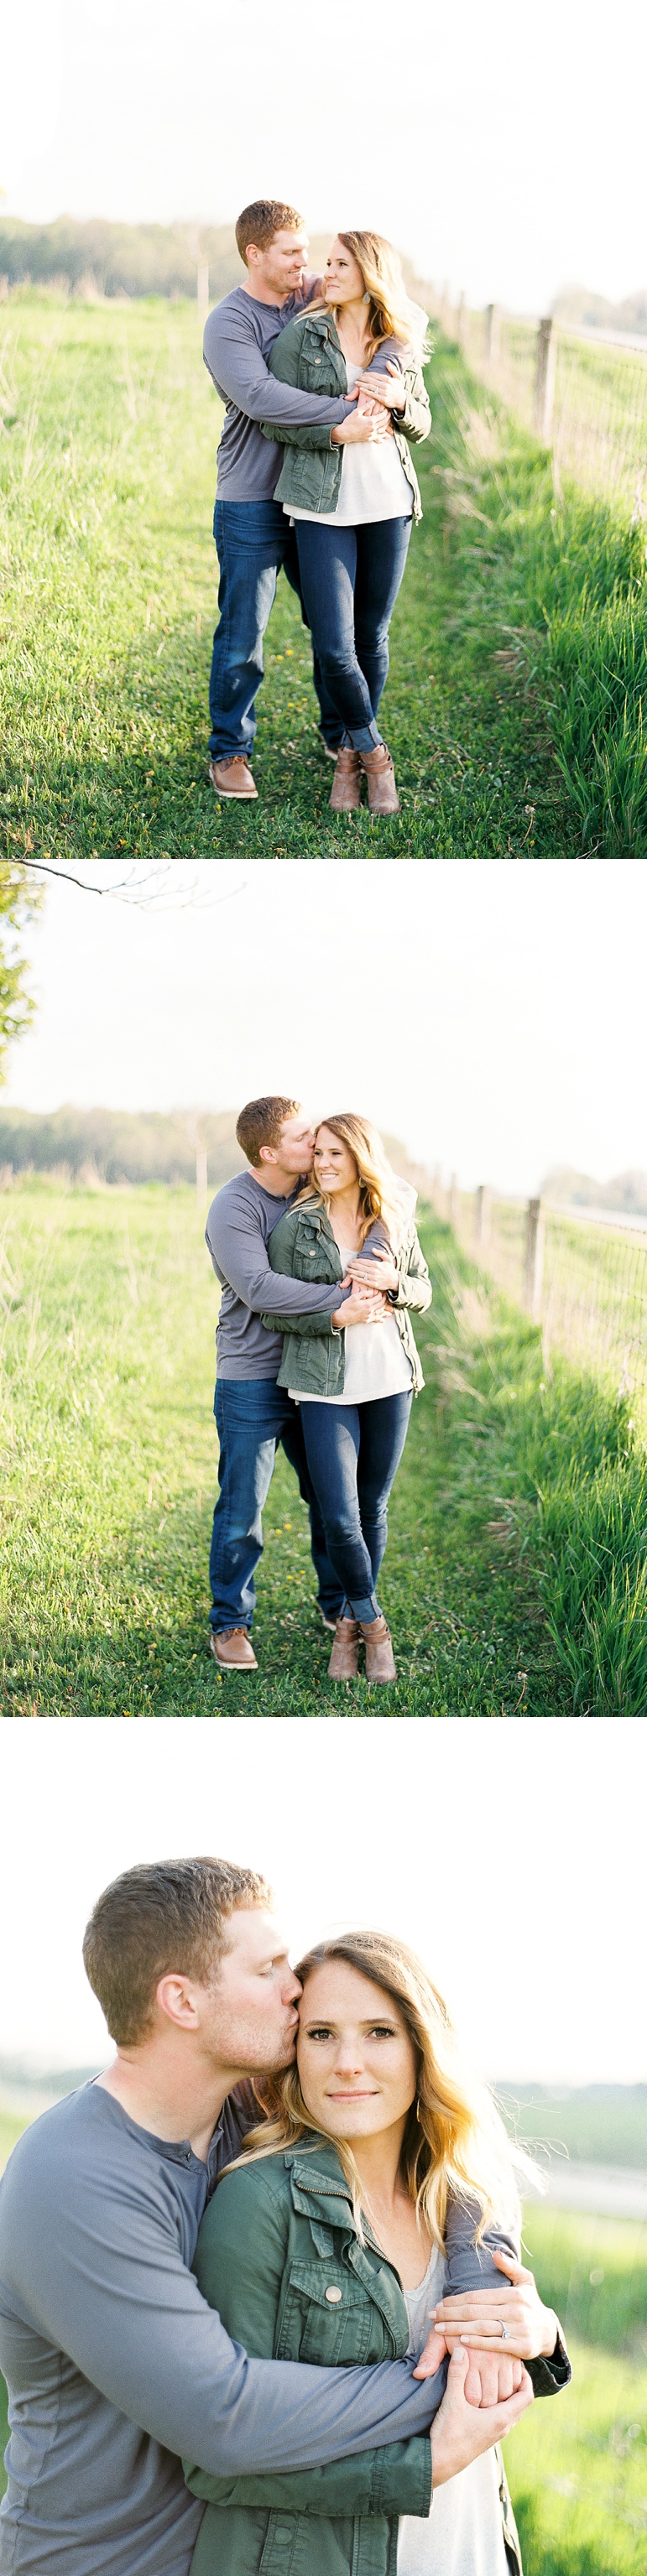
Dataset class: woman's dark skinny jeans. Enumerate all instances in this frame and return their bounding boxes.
[297,1390,413,1622]
[294,515,412,754]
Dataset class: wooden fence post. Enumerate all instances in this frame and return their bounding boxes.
[197,260,210,313]
[457,292,466,346]
[448,1174,459,1231]
[524,1197,545,1318]
[484,303,500,363]
[535,318,556,442]
[475,1184,490,1250]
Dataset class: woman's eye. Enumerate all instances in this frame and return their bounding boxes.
[370,2026,396,2038]
[307,2027,333,2042]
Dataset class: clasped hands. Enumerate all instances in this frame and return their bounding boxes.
[413,2250,559,2409]
[335,364,401,447]
[332,1246,399,1330]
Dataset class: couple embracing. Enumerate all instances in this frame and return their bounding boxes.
[0,1854,571,2573]
[206,1095,433,1683]
[203,200,431,816]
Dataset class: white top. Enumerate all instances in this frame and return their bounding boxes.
[397,2251,509,2576]
[286,362,414,527]
[289,1241,413,1408]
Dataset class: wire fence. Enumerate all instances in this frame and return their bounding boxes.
[428,1178,647,1428]
[428,289,647,518]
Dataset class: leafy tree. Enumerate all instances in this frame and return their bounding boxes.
[0,864,43,1085]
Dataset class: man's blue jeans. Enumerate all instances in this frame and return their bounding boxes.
[209,499,342,761]
[294,515,412,754]
[209,1377,345,1633]
[298,1391,413,1622]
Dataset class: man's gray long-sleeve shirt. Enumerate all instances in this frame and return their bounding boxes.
[205,1172,342,1379]
[0,2084,519,2576]
[202,284,348,500]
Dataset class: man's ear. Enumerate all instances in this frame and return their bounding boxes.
[155,1973,201,2032]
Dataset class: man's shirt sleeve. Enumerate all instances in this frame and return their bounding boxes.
[206,1197,340,1320]
[203,302,347,429]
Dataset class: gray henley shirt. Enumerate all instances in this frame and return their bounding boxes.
[202,283,348,501]
[205,1171,342,1380]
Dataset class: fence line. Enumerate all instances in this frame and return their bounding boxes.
[428,1177,647,1421]
[427,288,647,517]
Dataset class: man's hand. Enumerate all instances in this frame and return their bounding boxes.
[430,2344,534,2489]
[331,405,393,446]
[430,2250,560,2362]
[356,360,407,412]
[414,2324,525,2403]
[331,1286,390,1328]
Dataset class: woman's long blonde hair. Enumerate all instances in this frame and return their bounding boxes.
[297,1114,406,1252]
[315,231,429,362]
[232,1928,539,2250]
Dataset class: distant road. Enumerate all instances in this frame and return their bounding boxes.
[525,2162,647,2220]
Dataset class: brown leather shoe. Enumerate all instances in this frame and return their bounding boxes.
[210,1627,258,1671]
[359,1615,397,1682]
[358,743,399,815]
[329,747,363,812]
[209,756,258,799]
[327,1616,360,1678]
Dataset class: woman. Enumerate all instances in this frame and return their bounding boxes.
[185,1931,570,2576]
[262,1115,432,1686]
[263,232,431,816]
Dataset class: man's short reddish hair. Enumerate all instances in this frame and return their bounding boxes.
[236,1096,303,1166]
[235,201,305,263]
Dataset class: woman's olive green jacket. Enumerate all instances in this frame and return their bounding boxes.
[262,308,430,521]
[261,1198,431,1398]
[184,2141,568,2576]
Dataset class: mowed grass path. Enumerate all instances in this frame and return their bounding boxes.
[0,299,579,859]
[0,1186,571,1717]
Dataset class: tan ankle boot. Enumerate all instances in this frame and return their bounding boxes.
[329,747,363,812]
[359,1615,396,1682]
[328,1616,360,1678]
[358,742,399,814]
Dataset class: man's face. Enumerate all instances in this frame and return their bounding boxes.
[259,1111,316,1179]
[248,226,310,302]
[200,1907,301,2076]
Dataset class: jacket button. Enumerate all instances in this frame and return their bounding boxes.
[325,2286,342,2303]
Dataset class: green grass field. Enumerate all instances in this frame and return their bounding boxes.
[0,293,616,859]
[1,1184,645,1715]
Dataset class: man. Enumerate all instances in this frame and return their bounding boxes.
[202,199,389,800]
[205,1093,385,1673]
[0,1855,547,2576]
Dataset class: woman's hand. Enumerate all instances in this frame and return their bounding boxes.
[331,1286,390,1328]
[356,359,407,411]
[331,405,393,446]
[347,1248,399,1295]
[430,2250,560,2362]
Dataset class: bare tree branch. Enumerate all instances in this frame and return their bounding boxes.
[17,860,248,911]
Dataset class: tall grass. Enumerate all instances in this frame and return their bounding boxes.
[431,346,647,851]
[430,1230,647,1713]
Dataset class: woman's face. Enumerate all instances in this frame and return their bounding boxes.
[323,237,366,307]
[313,1126,359,1196]
[296,1959,418,2142]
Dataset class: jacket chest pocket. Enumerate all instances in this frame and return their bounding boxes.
[292,1226,337,1284]
[276,2260,387,2365]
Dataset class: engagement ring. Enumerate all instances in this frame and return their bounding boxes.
[499,2324,509,2340]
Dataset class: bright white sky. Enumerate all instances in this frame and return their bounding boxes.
[5,860,647,1197]
[1,1718,644,2083]
[2,0,646,314]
